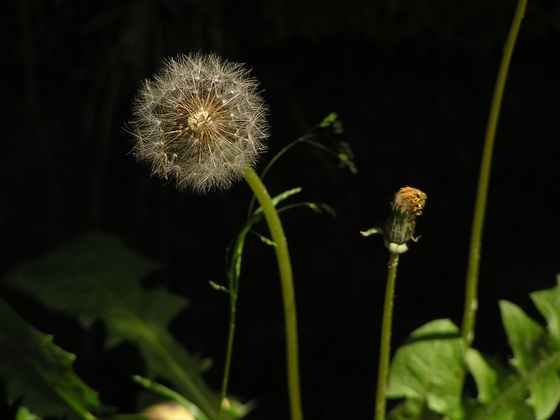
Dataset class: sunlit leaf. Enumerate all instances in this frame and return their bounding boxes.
[465,348,501,405]
[387,319,464,419]
[500,299,560,419]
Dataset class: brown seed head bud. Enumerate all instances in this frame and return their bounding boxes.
[391,186,427,216]
[384,186,427,253]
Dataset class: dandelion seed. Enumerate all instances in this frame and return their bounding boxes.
[129,53,269,193]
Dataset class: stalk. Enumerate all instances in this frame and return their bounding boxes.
[242,167,303,420]
[374,253,399,420]
[461,0,528,347]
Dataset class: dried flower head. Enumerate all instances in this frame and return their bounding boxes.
[385,186,427,253]
[129,53,269,193]
[390,186,427,216]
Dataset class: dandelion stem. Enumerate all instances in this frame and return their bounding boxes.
[242,167,303,420]
[374,252,399,420]
[461,0,527,348]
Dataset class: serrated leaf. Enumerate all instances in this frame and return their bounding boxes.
[3,232,223,419]
[531,278,560,348]
[500,300,546,372]
[500,300,547,418]
[498,299,560,419]
[465,348,501,404]
[387,319,464,419]
[0,298,99,419]
[528,281,560,418]
[464,347,535,420]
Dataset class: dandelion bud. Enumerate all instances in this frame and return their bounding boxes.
[129,53,269,193]
[384,186,427,254]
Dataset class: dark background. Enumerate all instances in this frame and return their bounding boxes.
[2,0,560,419]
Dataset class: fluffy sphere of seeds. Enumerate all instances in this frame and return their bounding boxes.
[129,53,269,193]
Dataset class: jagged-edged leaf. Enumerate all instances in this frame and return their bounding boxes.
[500,299,560,419]
[3,232,223,419]
[387,319,464,419]
[460,283,560,420]
[500,300,546,373]
[0,298,99,419]
[464,348,534,420]
[465,348,501,405]
[531,276,560,348]
[528,280,560,417]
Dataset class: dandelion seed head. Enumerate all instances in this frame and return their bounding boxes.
[129,53,269,193]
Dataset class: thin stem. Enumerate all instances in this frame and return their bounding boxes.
[461,0,528,348]
[374,252,399,420]
[217,323,235,420]
[242,167,303,420]
[218,311,235,420]
[217,297,236,420]
[217,231,245,420]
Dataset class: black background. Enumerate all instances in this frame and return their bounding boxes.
[2,1,560,419]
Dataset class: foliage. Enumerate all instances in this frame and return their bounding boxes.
[387,277,560,419]
[1,232,233,419]
[0,298,99,419]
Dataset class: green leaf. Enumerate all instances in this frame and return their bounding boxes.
[500,300,546,373]
[318,112,344,135]
[15,407,42,420]
[388,397,444,420]
[529,279,560,418]
[318,112,339,128]
[270,187,302,207]
[531,276,560,348]
[387,319,464,419]
[3,232,223,419]
[387,280,560,419]
[499,300,560,419]
[464,348,501,405]
[463,349,534,420]
[0,298,99,419]
[462,291,560,420]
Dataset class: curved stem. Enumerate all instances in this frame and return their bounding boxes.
[461,0,528,348]
[374,252,399,420]
[242,167,303,420]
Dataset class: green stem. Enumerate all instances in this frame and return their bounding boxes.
[374,252,399,420]
[242,167,303,420]
[218,329,233,420]
[217,224,251,420]
[217,279,238,419]
[461,0,528,348]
